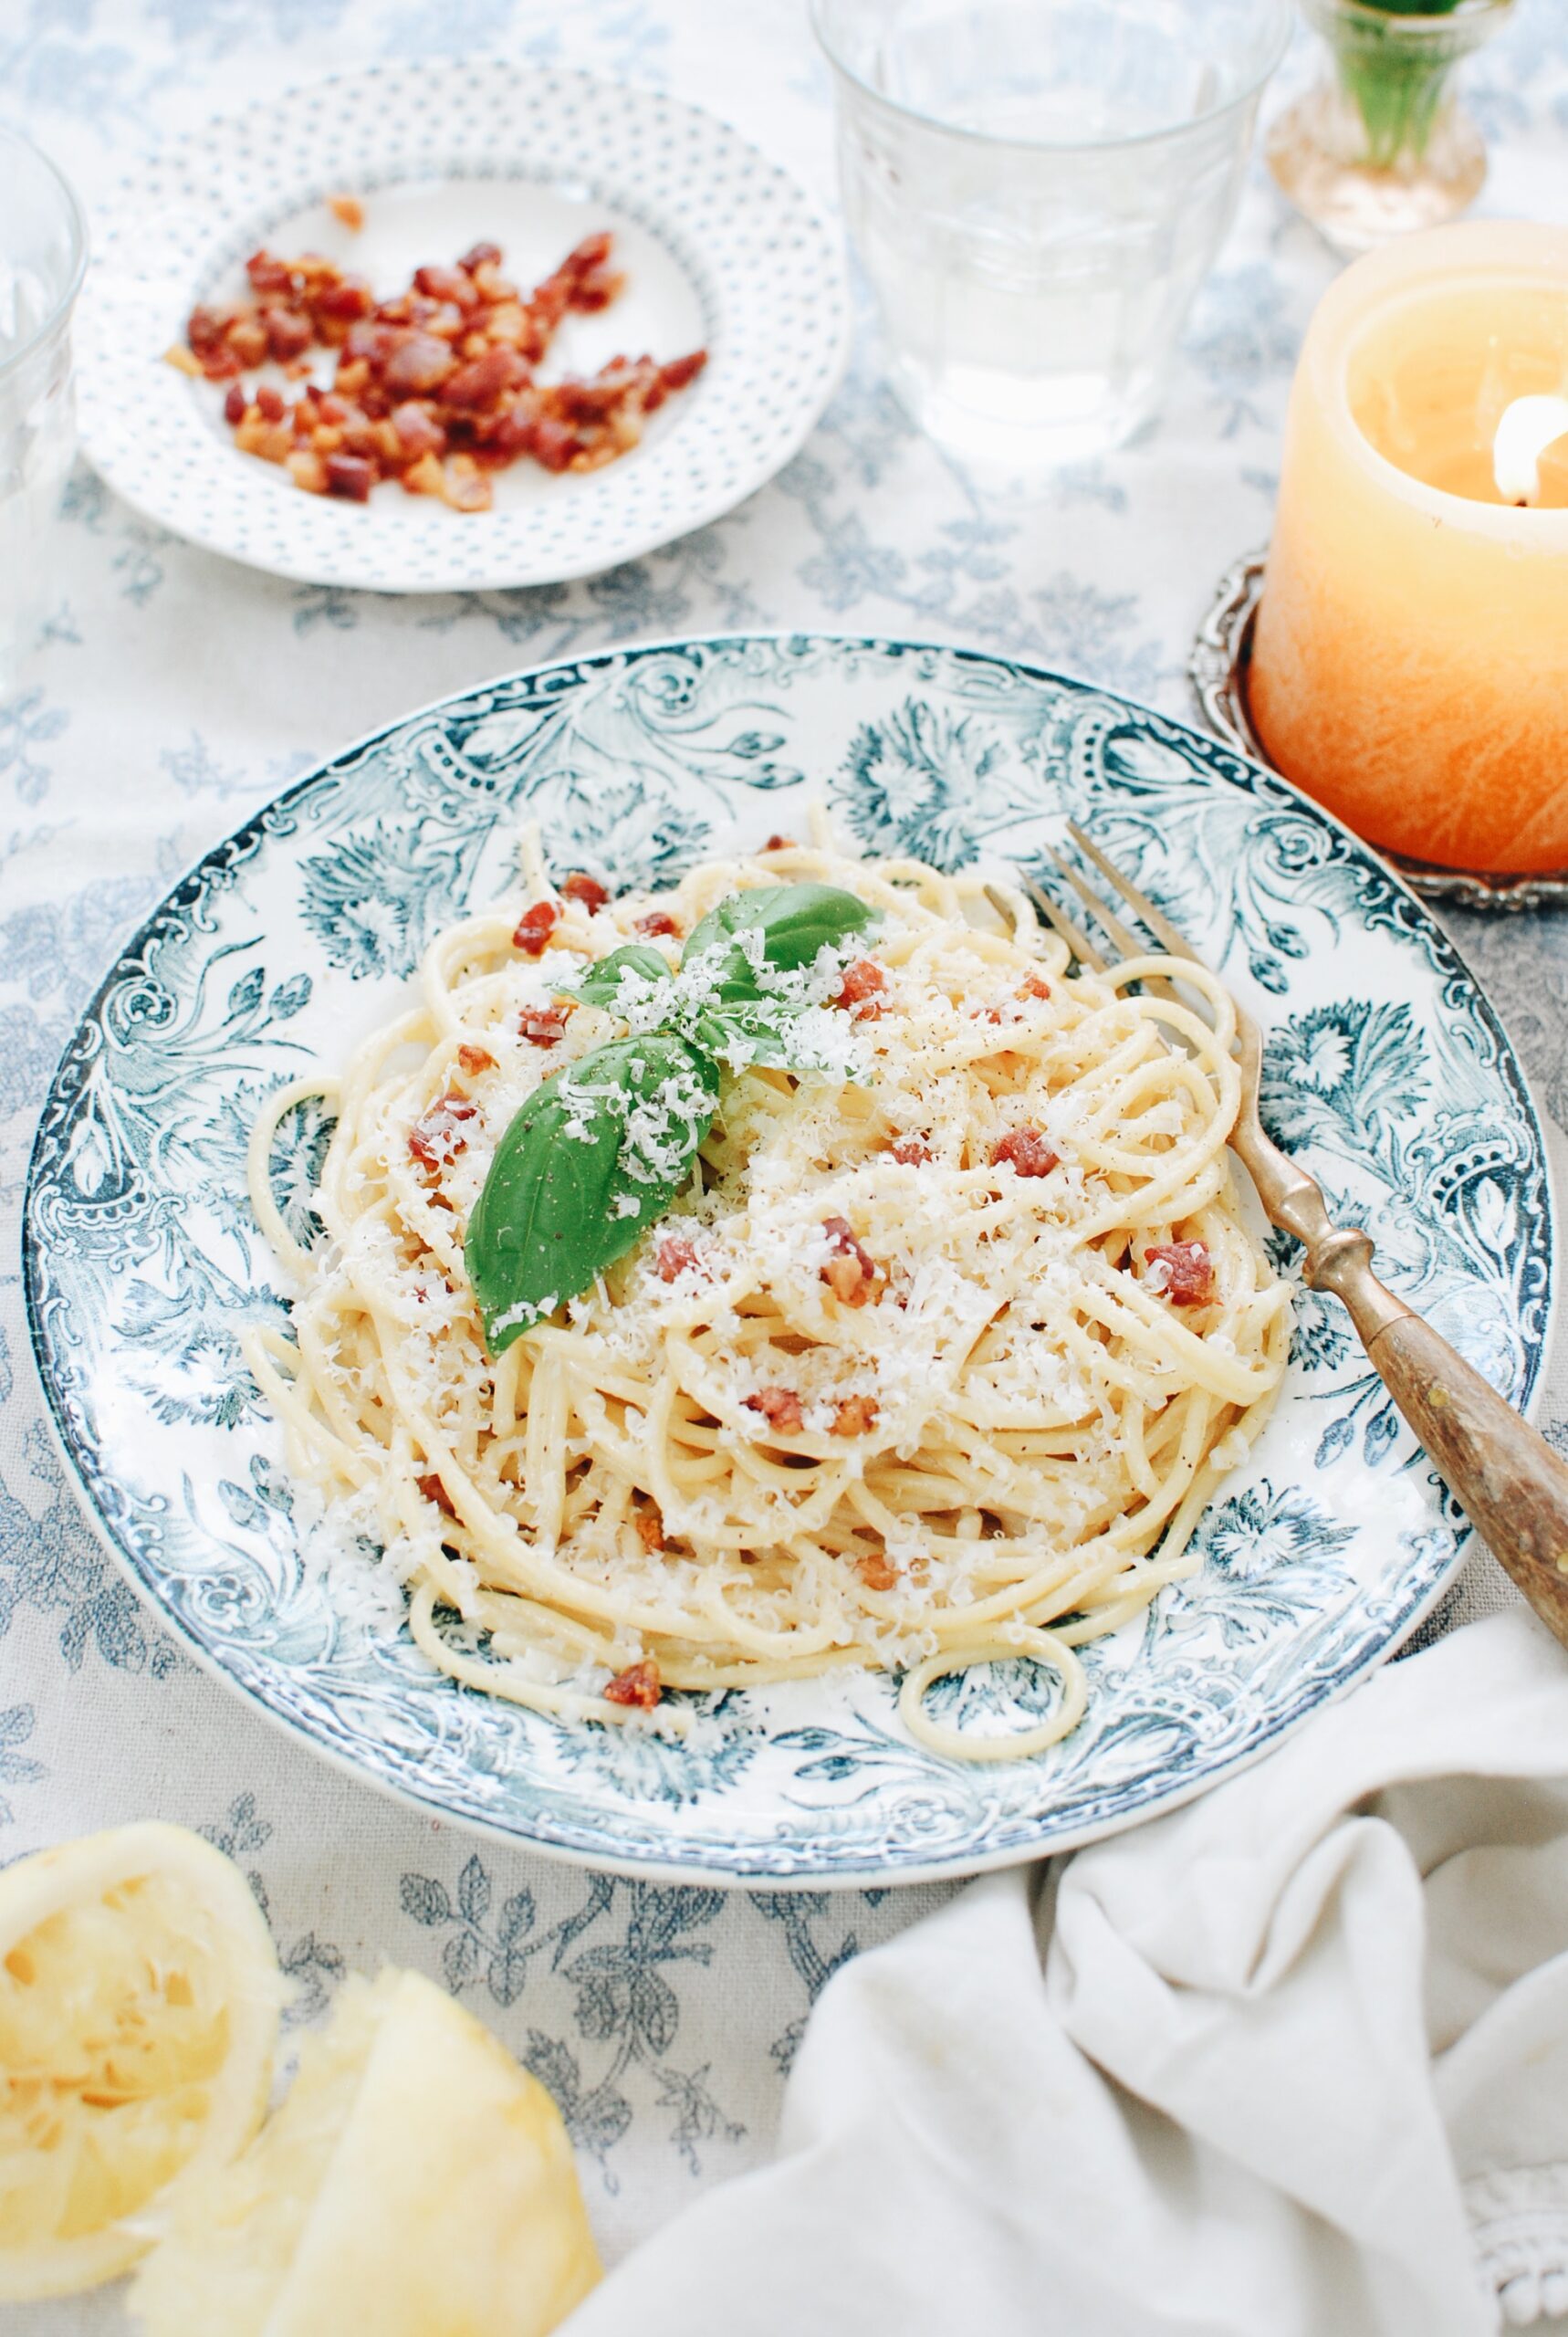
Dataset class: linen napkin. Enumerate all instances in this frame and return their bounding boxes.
[566,1609,1568,2336]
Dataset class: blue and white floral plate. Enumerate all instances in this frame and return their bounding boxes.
[25,636,1552,1884]
[77,63,847,592]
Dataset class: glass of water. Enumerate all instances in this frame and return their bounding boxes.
[1,126,86,697]
[814,0,1290,467]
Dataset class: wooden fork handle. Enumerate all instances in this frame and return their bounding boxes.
[1315,1233,1568,1645]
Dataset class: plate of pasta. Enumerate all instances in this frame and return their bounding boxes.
[25,634,1552,1882]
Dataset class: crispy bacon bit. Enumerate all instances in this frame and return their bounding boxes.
[634,1504,665,1554]
[655,1233,699,1284]
[1019,972,1052,1000]
[328,193,365,232]
[821,1215,876,1307]
[518,1002,573,1048]
[573,267,623,314]
[822,1215,875,1269]
[444,343,528,408]
[382,332,455,397]
[603,1660,662,1709]
[325,451,375,501]
[560,869,610,911]
[888,1135,932,1166]
[401,449,445,498]
[822,1255,870,1305]
[1146,1240,1216,1307]
[245,255,294,299]
[442,453,492,512]
[415,1471,456,1517]
[311,278,371,326]
[634,908,681,938]
[990,1127,1060,1179]
[408,1091,478,1172]
[660,350,706,392]
[228,316,268,368]
[831,1396,880,1437]
[532,231,623,323]
[392,400,446,458]
[265,305,314,362]
[761,833,795,852]
[184,233,706,506]
[414,262,478,308]
[513,899,560,956]
[530,416,582,472]
[834,958,886,1016]
[745,1387,805,1434]
[455,1043,495,1075]
[342,320,393,366]
[188,302,232,352]
[857,1549,899,1592]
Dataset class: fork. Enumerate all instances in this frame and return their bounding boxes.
[1016,819,1568,1648]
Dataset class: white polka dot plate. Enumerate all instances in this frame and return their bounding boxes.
[75,64,848,593]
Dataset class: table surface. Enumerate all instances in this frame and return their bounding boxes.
[5,3,1568,2324]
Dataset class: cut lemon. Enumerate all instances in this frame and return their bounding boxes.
[0,1819,284,2301]
[130,1965,602,2337]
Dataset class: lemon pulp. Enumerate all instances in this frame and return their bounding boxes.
[0,1823,282,2300]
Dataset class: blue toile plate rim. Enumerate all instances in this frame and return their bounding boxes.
[24,632,1554,1886]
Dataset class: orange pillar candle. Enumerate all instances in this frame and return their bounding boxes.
[1249,220,1568,875]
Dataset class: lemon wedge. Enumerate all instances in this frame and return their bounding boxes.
[0,1819,284,2302]
[130,1965,602,2337]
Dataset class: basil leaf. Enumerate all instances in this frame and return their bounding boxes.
[694,1001,859,1079]
[693,1004,787,1064]
[566,944,674,1014]
[682,883,877,1001]
[466,1035,718,1355]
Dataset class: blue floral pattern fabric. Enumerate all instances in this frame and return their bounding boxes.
[3,4,1567,2326]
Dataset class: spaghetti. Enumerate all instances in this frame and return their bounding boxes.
[245,828,1291,1761]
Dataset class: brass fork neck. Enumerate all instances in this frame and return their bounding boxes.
[1268,1179,1412,1343]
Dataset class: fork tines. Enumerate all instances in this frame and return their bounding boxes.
[1022,823,1206,975]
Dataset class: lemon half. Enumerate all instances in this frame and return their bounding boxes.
[130,1965,602,2337]
[0,1819,284,2301]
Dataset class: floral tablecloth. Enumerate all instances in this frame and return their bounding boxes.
[4,2,1568,2325]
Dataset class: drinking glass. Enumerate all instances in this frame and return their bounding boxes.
[813,0,1291,467]
[0,125,87,697]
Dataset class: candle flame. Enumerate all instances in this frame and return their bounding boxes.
[1492,394,1568,506]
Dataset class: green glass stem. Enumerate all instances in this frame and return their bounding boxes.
[1329,22,1458,168]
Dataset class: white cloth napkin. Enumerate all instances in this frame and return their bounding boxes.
[566,1610,1568,2337]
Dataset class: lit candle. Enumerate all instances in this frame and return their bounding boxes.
[1493,394,1568,505]
[1249,221,1568,875]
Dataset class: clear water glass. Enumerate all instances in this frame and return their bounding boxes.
[0,126,86,697]
[814,0,1291,467]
